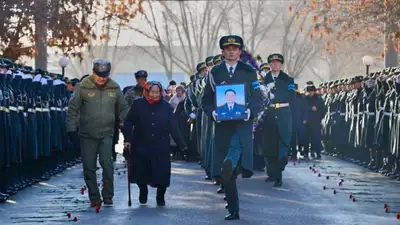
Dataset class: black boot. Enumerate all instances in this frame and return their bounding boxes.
[367,148,375,169]
[384,154,395,176]
[156,186,166,206]
[139,185,148,204]
[374,149,383,172]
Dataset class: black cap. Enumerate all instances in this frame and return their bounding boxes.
[213,54,223,64]
[135,70,148,78]
[267,53,284,64]
[196,62,206,72]
[219,35,244,50]
[92,59,111,77]
[205,56,214,66]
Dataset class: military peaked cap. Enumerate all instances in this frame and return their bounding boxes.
[259,63,270,71]
[267,53,284,64]
[219,35,244,50]
[213,54,224,64]
[205,56,214,66]
[196,62,206,72]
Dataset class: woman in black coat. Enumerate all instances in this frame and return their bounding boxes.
[123,81,186,206]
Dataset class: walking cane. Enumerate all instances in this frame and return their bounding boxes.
[125,147,132,207]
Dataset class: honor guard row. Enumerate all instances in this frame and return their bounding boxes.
[0,58,82,203]
[319,68,400,179]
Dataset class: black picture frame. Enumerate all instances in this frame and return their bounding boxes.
[215,83,247,121]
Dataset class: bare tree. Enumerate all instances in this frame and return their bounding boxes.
[54,0,144,78]
[232,0,281,54]
[280,0,325,78]
[128,0,236,79]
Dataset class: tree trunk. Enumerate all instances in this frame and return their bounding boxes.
[384,34,398,67]
[34,0,48,70]
[166,70,173,81]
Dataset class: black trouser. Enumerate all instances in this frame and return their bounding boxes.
[222,175,239,213]
[264,157,287,181]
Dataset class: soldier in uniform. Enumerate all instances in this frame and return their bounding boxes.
[304,82,326,159]
[66,59,129,207]
[290,84,308,160]
[124,70,148,106]
[259,53,295,187]
[202,35,261,220]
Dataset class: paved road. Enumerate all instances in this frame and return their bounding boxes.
[0,147,399,225]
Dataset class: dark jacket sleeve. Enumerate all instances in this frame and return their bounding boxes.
[123,100,137,143]
[247,71,262,118]
[201,73,215,117]
[168,104,185,149]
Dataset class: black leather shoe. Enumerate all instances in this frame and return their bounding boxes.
[265,177,275,182]
[217,186,225,194]
[213,180,220,185]
[223,196,227,201]
[225,212,240,220]
[225,204,229,209]
[221,159,233,181]
[273,180,283,187]
[204,176,212,181]
[139,187,148,204]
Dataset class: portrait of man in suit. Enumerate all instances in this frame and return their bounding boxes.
[216,88,246,121]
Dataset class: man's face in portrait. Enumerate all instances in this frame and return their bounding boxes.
[225,90,236,105]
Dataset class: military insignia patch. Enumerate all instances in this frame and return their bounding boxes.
[108,92,116,97]
[88,93,96,97]
[227,38,236,43]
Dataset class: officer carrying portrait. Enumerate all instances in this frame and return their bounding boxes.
[215,84,246,121]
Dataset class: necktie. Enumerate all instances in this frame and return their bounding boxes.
[229,67,234,77]
[229,106,232,111]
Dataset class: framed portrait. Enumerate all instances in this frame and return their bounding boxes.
[215,83,247,121]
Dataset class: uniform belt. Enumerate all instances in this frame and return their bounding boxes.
[365,112,375,115]
[340,113,345,116]
[28,108,36,113]
[50,107,57,111]
[0,106,10,112]
[384,112,390,116]
[358,112,363,115]
[379,107,384,110]
[64,107,68,111]
[269,103,289,109]
[35,107,50,112]
[9,106,18,112]
[18,106,24,110]
[330,112,336,115]
[56,107,62,111]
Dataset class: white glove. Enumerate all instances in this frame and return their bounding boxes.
[396,74,400,83]
[269,93,275,100]
[261,71,267,77]
[189,113,196,120]
[244,109,251,121]
[212,110,220,123]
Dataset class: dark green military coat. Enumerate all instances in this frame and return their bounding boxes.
[258,71,295,159]
[66,75,129,139]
